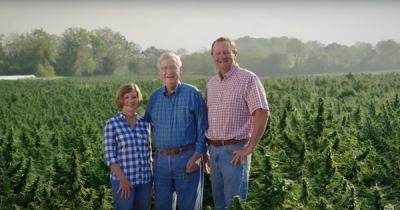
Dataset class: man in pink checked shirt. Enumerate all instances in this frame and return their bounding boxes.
[204,37,270,210]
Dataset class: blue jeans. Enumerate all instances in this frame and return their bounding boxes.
[154,148,203,210]
[111,179,152,210]
[209,141,251,210]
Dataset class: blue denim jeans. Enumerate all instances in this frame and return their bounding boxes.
[111,179,152,210]
[154,148,203,210]
[209,141,251,210]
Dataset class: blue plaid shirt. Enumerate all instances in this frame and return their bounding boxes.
[103,112,152,185]
[144,83,208,153]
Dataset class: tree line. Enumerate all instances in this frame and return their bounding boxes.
[0,28,399,77]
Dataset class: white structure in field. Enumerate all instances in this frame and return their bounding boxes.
[0,75,36,80]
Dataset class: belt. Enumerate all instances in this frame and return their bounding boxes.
[206,138,248,147]
[158,143,196,155]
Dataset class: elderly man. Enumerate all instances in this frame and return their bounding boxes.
[205,37,269,210]
[144,52,208,210]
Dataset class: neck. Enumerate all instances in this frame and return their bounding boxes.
[122,111,135,118]
[219,65,234,76]
[165,83,178,94]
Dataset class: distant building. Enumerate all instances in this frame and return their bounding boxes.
[0,75,36,80]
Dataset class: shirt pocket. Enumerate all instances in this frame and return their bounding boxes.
[176,105,191,122]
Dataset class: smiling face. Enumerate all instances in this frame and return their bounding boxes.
[121,90,139,114]
[158,57,182,92]
[211,41,236,75]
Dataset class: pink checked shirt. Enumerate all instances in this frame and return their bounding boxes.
[205,64,269,141]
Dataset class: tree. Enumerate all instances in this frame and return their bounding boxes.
[0,34,6,74]
[91,27,139,75]
[3,29,57,76]
[373,40,400,70]
[182,50,215,75]
[127,42,143,74]
[323,43,354,72]
[352,42,375,72]
[303,51,330,74]
[261,53,291,76]
[57,27,96,76]
[27,29,57,76]
[139,46,167,74]
[286,38,305,70]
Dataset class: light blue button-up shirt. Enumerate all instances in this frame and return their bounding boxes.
[144,82,208,153]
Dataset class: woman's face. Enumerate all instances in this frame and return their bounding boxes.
[121,90,139,113]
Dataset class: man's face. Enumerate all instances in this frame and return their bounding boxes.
[158,58,182,87]
[212,41,236,73]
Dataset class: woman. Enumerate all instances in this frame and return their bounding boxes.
[103,83,152,210]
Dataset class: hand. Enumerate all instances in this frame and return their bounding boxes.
[186,152,202,173]
[203,152,211,174]
[118,178,132,199]
[231,146,252,166]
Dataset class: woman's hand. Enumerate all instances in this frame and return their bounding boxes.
[118,177,133,199]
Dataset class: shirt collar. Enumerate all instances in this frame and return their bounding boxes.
[162,82,182,96]
[118,112,138,120]
[218,63,239,81]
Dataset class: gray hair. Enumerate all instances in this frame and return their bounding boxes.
[157,52,182,69]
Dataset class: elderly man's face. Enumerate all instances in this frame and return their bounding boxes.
[158,58,182,87]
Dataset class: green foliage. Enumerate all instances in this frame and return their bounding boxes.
[229,196,245,210]
[2,29,57,76]
[57,27,96,76]
[2,30,400,77]
[0,73,399,209]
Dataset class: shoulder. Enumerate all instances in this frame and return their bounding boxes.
[234,68,263,87]
[206,75,220,88]
[208,75,219,83]
[136,115,146,123]
[148,87,164,102]
[181,83,200,93]
[105,113,122,126]
[236,67,258,79]
[137,115,151,132]
[150,87,164,97]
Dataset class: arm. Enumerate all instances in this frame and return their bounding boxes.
[103,121,132,199]
[231,108,269,165]
[110,164,132,199]
[186,91,208,173]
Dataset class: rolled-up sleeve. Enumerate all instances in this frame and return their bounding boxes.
[103,121,118,166]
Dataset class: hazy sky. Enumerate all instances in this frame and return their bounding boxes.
[1,1,399,53]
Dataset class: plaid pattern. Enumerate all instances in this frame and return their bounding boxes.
[205,64,269,140]
[144,83,208,153]
[103,112,152,185]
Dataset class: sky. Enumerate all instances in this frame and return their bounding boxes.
[1,0,400,53]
